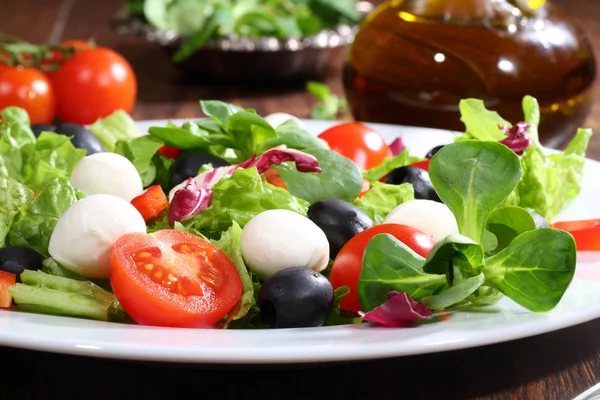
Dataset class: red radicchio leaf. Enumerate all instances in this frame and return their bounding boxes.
[168,178,213,227]
[360,291,432,328]
[389,137,406,156]
[498,122,532,155]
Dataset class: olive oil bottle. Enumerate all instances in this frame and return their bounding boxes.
[343,0,596,147]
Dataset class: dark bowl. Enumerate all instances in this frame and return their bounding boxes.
[110,5,373,85]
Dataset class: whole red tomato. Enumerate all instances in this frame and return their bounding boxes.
[0,66,54,124]
[52,47,136,124]
[329,224,434,313]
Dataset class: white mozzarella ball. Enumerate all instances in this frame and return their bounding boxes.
[70,153,144,201]
[264,113,305,129]
[384,199,459,242]
[48,194,147,278]
[241,209,329,279]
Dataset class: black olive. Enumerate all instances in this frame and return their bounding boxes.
[54,123,104,155]
[528,210,550,228]
[257,267,334,329]
[31,124,57,137]
[384,166,441,202]
[169,153,230,189]
[425,145,445,159]
[0,247,44,282]
[308,199,373,259]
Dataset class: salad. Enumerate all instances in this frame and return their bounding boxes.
[0,95,594,329]
[124,0,361,62]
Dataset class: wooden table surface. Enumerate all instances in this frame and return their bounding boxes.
[2,1,600,399]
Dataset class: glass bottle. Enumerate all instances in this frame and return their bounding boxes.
[343,0,596,148]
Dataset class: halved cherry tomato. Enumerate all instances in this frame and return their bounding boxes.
[264,167,287,189]
[410,159,431,172]
[157,145,181,159]
[329,224,434,313]
[110,230,242,328]
[552,219,600,251]
[130,185,168,222]
[358,178,370,198]
[0,67,54,124]
[0,271,16,308]
[318,122,392,170]
[53,47,136,124]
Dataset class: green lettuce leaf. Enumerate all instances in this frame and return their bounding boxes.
[7,178,79,256]
[362,150,421,182]
[0,177,34,246]
[507,128,592,222]
[25,132,86,192]
[115,136,165,187]
[186,167,309,238]
[275,148,363,204]
[211,221,255,324]
[458,99,509,142]
[352,182,414,224]
[0,107,36,181]
[89,110,143,152]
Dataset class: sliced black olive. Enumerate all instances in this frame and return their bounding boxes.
[528,210,550,228]
[169,153,230,189]
[384,166,441,202]
[54,123,104,155]
[31,124,57,137]
[425,145,445,159]
[257,267,334,329]
[0,247,44,282]
[308,199,373,259]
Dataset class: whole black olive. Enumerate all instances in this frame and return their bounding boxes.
[308,199,373,259]
[528,210,550,228]
[0,247,44,282]
[55,123,104,155]
[425,145,445,159]
[31,124,57,137]
[384,166,441,202]
[169,153,230,189]
[257,267,334,329]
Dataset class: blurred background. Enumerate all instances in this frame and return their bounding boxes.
[0,0,598,149]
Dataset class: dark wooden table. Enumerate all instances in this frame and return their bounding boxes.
[2,1,600,399]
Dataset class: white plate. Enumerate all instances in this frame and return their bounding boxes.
[1,119,599,364]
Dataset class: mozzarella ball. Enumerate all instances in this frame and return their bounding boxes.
[70,153,143,201]
[241,209,329,280]
[384,199,459,242]
[48,194,147,278]
[264,113,305,129]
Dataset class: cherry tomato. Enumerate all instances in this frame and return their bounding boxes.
[0,270,16,308]
[553,219,600,231]
[157,145,181,159]
[0,67,54,124]
[329,224,434,313]
[410,159,431,172]
[318,122,392,170]
[110,230,242,328]
[264,166,287,189]
[130,185,168,222]
[552,219,600,251]
[53,47,136,125]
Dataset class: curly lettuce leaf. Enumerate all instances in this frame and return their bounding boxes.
[115,136,165,187]
[362,150,421,182]
[211,221,255,324]
[186,167,309,238]
[352,182,414,224]
[89,110,143,152]
[7,178,79,256]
